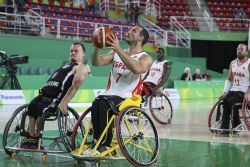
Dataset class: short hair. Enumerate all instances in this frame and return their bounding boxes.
[184,67,190,72]
[157,47,165,54]
[238,43,248,51]
[73,42,85,52]
[138,25,149,46]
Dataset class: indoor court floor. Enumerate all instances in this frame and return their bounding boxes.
[0,99,250,167]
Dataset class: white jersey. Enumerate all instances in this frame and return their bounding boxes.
[144,60,168,85]
[102,50,147,98]
[230,58,250,93]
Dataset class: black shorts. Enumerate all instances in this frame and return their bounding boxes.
[27,96,57,119]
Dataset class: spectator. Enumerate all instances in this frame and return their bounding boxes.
[180,67,192,81]
[0,0,6,13]
[6,0,14,14]
[235,7,247,23]
[15,0,27,14]
[192,68,202,81]
[202,69,212,80]
[86,0,95,12]
[126,2,133,24]
[133,5,140,25]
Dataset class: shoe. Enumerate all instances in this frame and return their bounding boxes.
[218,130,230,136]
[232,131,239,135]
[97,145,109,153]
[81,145,109,156]
[21,136,39,149]
[127,114,138,122]
[81,148,100,156]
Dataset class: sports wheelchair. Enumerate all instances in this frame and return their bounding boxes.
[69,95,160,166]
[208,96,250,136]
[2,103,79,160]
[142,90,173,124]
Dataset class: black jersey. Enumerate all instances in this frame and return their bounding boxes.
[39,62,78,102]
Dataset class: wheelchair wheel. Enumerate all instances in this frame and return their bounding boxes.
[116,106,159,166]
[57,107,80,153]
[208,97,223,133]
[149,92,173,124]
[71,107,92,151]
[242,98,250,131]
[2,104,29,156]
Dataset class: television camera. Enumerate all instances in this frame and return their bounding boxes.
[0,51,29,89]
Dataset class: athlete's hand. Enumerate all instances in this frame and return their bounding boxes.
[58,102,68,114]
[245,92,250,105]
[106,33,120,51]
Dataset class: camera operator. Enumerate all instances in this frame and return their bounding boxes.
[0,51,28,89]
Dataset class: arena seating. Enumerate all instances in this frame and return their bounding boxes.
[156,0,198,30]
[207,0,249,31]
[27,0,132,38]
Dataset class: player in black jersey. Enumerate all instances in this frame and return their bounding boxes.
[21,43,89,149]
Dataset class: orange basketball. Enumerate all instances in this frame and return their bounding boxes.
[92,27,115,49]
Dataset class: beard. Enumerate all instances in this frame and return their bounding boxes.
[237,53,246,60]
[70,57,76,63]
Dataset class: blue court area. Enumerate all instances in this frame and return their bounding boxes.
[1,99,250,167]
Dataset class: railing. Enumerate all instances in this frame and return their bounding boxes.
[142,17,191,47]
[3,11,250,47]
[169,15,250,32]
[43,17,132,41]
[0,12,42,36]
[145,0,161,17]
[0,11,192,47]
[169,16,191,48]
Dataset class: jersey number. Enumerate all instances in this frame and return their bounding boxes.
[116,73,122,83]
[234,79,240,86]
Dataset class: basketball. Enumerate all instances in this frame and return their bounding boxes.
[92,27,115,49]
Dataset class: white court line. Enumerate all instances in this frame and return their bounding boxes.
[163,136,250,145]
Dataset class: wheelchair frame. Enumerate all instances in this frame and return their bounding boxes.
[2,103,79,161]
[70,98,160,167]
[142,91,173,124]
[208,96,250,135]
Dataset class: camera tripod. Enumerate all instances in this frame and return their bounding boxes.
[1,65,21,89]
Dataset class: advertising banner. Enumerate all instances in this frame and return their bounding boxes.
[0,90,26,104]
[0,87,223,105]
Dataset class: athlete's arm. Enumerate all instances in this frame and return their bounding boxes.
[92,47,115,66]
[156,62,171,89]
[58,64,88,113]
[245,63,250,103]
[106,34,153,74]
[223,62,233,96]
[227,62,233,81]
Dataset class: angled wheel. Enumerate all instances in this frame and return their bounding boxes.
[208,97,223,133]
[58,107,80,153]
[71,107,92,151]
[116,106,159,166]
[242,98,250,131]
[149,92,173,124]
[3,104,29,156]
